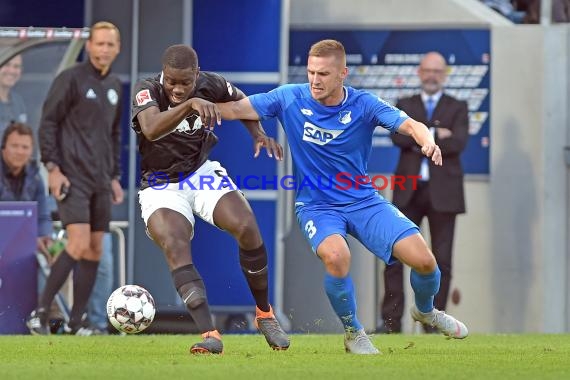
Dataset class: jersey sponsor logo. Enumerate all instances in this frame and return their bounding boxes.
[107,89,118,105]
[301,108,313,116]
[174,114,203,135]
[136,89,152,106]
[302,122,344,146]
[86,88,97,99]
[338,110,351,124]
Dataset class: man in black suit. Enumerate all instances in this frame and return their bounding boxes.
[380,52,469,333]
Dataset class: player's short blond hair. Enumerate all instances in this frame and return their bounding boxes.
[89,21,120,41]
[308,39,346,66]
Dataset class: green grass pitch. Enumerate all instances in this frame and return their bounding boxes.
[1,334,569,379]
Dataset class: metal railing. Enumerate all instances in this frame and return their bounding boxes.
[52,221,129,286]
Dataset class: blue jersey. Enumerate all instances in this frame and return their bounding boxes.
[249,83,408,205]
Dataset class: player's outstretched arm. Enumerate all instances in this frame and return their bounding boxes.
[217,98,260,121]
[187,97,221,130]
[397,118,442,166]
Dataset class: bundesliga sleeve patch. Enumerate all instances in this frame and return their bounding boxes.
[136,89,152,106]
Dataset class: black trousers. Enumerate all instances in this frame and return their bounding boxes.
[381,181,457,332]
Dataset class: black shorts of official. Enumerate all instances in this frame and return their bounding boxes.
[57,184,111,232]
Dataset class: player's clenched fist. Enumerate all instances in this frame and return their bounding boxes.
[187,97,221,129]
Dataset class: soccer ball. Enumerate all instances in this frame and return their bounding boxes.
[106,285,156,334]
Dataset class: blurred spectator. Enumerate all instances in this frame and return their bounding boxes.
[0,55,27,138]
[380,52,469,334]
[482,0,516,16]
[552,0,570,21]
[0,122,62,331]
[481,0,527,22]
[0,122,52,255]
[516,0,570,23]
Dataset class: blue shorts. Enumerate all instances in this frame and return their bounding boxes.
[295,194,419,264]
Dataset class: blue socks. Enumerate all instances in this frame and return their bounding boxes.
[324,268,439,330]
[324,273,362,332]
[410,266,441,313]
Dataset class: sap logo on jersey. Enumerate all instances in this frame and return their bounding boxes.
[303,122,344,146]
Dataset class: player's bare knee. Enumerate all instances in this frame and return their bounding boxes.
[160,236,189,257]
[231,218,260,247]
[67,242,91,259]
[321,257,350,277]
[319,250,350,275]
[413,254,437,274]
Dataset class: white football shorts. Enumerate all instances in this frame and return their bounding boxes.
[138,160,239,239]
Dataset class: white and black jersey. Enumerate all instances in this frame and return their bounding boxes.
[39,61,122,189]
[131,71,240,189]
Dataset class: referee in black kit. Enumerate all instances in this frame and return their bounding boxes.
[27,21,124,336]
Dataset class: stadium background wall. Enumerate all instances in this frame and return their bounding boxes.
[0,0,568,333]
